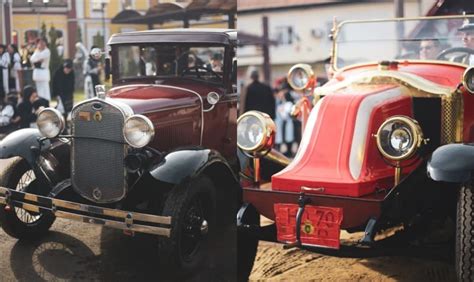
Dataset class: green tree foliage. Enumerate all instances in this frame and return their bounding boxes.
[48,25,63,78]
[40,22,47,40]
[93,31,104,49]
[77,25,83,43]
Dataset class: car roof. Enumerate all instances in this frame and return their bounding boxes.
[108,28,236,45]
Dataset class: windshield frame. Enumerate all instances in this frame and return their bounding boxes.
[111,42,228,86]
[332,14,474,72]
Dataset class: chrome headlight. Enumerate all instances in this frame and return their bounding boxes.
[462,66,474,94]
[287,63,315,91]
[123,115,155,148]
[376,116,423,161]
[37,108,65,138]
[237,111,275,154]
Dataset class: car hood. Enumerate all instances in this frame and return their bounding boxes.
[106,80,221,114]
[272,83,416,197]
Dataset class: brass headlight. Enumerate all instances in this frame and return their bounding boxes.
[462,67,474,93]
[37,108,65,138]
[123,115,155,148]
[237,111,275,154]
[375,116,424,161]
[287,63,315,91]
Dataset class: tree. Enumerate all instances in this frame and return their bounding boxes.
[48,25,63,78]
[93,31,104,49]
[76,25,83,43]
[40,22,47,40]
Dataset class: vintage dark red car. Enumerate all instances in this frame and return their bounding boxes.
[237,15,474,281]
[0,28,238,272]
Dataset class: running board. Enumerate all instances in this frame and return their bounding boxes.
[0,187,172,237]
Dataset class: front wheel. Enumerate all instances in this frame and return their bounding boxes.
[456,183,474,281]
[0,158,55,239]
[157,175,216,273]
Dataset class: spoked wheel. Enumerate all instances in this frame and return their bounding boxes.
[157,175,216,273]
[455,183,474,282]
[0,158,55,239]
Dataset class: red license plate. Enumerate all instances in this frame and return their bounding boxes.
[274,203,343,249]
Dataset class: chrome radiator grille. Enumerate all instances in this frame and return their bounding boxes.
[71,100,127,203]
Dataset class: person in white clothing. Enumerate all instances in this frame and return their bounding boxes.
[7,44,22,93]
[30,38,51,101]
[0,44,10,97]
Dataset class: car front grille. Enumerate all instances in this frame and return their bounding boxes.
[71,100,127,203]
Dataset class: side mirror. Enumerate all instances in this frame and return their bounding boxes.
[105,57,111,81]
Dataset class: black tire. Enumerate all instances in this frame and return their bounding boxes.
[456,183,474,282]
[157,175,216,273]
[237,203,260,282]
[0,158,55,239]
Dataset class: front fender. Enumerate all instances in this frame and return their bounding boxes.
[0,128,50,167]
[427,143,474,183]
[149,148,236,185]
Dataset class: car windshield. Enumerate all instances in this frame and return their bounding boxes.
[116,44,225,83]
[334,15,474,69]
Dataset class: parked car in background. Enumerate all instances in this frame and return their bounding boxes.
[0,28,239,273]
[237,15,474,281]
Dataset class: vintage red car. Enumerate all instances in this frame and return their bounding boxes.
[237,15,474,281]
[0,28,238,272]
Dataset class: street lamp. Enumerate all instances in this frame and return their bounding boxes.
[99,0,109,49]
[27,0,50,35]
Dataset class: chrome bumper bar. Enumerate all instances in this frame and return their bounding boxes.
[0,187,171,237]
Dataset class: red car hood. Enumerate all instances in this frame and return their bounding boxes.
[272,84,416,197]
[107,80,221,114]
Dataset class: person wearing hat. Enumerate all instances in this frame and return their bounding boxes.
[457,21,474,65]
[17,85,49,129]
[0,44,10,99]
[52,59,75,119]
[30,37,51,101]
[209,52,223,72]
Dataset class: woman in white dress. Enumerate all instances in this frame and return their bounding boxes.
[7,44,22,93]
[30,38,51,101]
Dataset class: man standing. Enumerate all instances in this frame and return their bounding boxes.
[0,44,10,99]
[30,38,51,101]
[52,59,75,119]
[243,70,275,119]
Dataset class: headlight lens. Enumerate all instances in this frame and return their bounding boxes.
[376,116,423,161]
[462,66,474,94]
[287,63,315,91]
[237,111,275,153]
[123,115,155,148]
[37,108,65,138]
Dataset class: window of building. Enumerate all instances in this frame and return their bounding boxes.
[275,26,298,45]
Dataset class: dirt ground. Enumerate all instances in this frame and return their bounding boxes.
[0,157,456,281]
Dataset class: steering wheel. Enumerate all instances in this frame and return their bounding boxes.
[436,47,474,61]
[181,65,222,79]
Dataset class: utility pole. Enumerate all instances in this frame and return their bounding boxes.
[395,0,404,18]
[262,16,270,85]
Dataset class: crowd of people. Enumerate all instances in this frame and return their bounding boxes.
[242,70,302,157]
[0,37,78,136]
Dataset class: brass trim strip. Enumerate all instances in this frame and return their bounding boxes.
[0,187,172,235]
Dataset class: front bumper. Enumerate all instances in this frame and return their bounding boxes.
[0,187,171,237]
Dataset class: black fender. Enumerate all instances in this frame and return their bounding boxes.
[427,143,474,183]
[0,128,51,167]
[149,148,240,224]
[149,148,238,185]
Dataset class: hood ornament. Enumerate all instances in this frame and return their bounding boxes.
[95,85,106,100]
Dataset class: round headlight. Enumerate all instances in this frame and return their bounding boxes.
[462,66,474,94]
[123,115,155,148]
[376,116,423,161]
[37,108,65,138]
[237,111,275,153]
[287,64,315,91]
